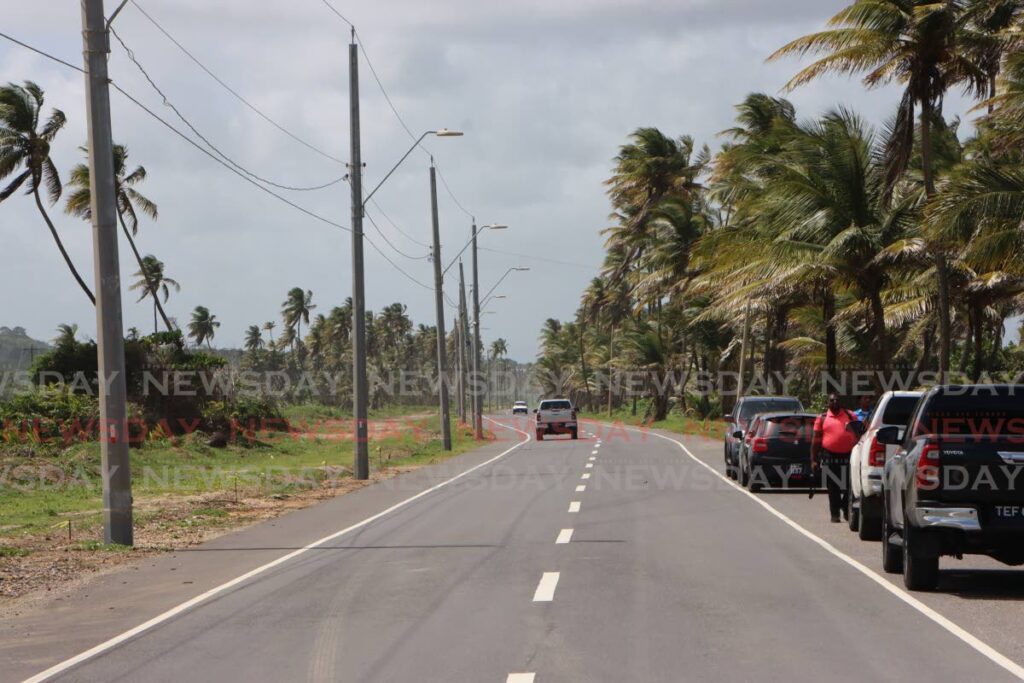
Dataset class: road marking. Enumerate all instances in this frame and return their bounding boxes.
[581,473,591,480]
[585,463,593,468]
[24,417,532,683]
[556,528,574,544]
[576,484,586,492]
[507,674,536,683]
[568,501,581,513]
[635,427,1024,681]
[589,456,596,461]
[533,572,560,601]
[591,450,598,455]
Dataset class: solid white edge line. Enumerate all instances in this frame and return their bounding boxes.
[24,417,532,683]
[507,673,536,682]
[556,528,574,544]
[575,485,586,492]
[633,426,1024,681]
[533,572,560,601]
[568,501,581,513]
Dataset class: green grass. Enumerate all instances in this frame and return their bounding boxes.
[0,545,31,557]
[0,415,481,541]
[71,541,133,552]
[280,403,439,421]
[596,406,721,439]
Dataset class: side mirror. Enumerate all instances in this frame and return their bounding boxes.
[876,425,902,445]
[732,430,743,439]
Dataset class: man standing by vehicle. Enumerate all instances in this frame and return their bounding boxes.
[811,393,863,523]
[855,393,874,422]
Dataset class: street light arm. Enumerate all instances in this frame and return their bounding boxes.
[362,131,433,207]
[480,268,517,306]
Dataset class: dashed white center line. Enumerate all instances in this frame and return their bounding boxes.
[507,674,535,683]
[591,450,599,455]
[568,501,581,513]
[556,528,574,544]
[581,473,591,480]
[585,463,593,468]
[533,572,560,602]
[576,484,586,492]
[588,456,596,461]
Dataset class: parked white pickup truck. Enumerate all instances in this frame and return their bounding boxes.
[535,399,578,441]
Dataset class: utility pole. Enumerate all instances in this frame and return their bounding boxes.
[457,261,469,424]
[737,300,752,404]
[429,164,452,450]
[470,222,484,439]
[82,0,132,545]
[349,32,369,480]
[454,310,465,424]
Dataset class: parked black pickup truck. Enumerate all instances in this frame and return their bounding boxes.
[878,384,1024,591]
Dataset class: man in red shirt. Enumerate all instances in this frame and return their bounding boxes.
[811,393,863,523]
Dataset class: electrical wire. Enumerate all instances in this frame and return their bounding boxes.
[111,26,347,192]
[130,0,346,165]
[0,30,84,73]
[479,246,594,270]
[367,196,430,247]
[364,210,430,261]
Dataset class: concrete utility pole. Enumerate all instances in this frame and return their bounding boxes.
[82,0,132,545]
[737,300,752,403]
[458,261,469,424]
[455,311,465,423]
[470,222,484,439]
[429,164,453,451]
[349,34,369,480]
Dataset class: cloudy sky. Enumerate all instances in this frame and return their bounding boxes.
[1,0,987,360]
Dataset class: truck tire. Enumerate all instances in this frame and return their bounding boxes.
[571,428,578,440]
[847,490,860,532]
[535,431,543,442]
[903,530,940,591]
[881,497,903,574]
[738,457,749,487]
[747,467,762,493]
[858,511,882,541]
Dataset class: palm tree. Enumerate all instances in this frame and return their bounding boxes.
[65,144,170,330]
[130,255,179,334]
[489,338,508,411]
[262,321,276,348]
[281,287,315,351]
[244,325,264,353]
[188,306,220,349]
[769,0,985,374]
[54,323,78,350]
[0,82,94,303]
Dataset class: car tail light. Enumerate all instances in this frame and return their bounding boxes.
[868,437,886,467]
[752,437,769,453]
[916,442,941,490]
[536,411,542,423]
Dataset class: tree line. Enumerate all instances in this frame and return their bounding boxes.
[537,0,1024,421]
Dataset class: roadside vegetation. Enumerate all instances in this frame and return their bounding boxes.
[536,0,1024,422]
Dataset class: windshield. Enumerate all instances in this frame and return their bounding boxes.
[540,400,572,411]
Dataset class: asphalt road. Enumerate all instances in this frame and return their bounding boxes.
[7,417,1024,682]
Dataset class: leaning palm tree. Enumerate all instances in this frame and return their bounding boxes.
[188,306,220,349]
[0,82,94,303]
[130,255,179,334]
[281,287,315,351]
[65,144,170,329]
[769,0,985,376]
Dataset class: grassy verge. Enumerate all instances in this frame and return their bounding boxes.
[592,406,722,440]
[0,416,480,546]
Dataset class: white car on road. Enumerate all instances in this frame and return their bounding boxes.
[847,390,922,540]
[512,400,529,415]
[534,398,578,441]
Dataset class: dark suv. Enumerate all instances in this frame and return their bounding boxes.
[724,395,803,480]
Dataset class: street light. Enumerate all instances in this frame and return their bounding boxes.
[469,222,509,439]
[481,267,530,308]
[444,223,506,276]
[350,128,461,479]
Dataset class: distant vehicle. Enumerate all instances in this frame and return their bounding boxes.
[735,412,819,492]
[512,400,529,415]
[878,385,1024,591]
[847,391,923,540]
[724,396,804,479]
[535,399,577,441]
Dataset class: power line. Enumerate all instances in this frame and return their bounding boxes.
[319,0,355,27]
[362,232,433,292]
[0,30,84,73]
[130,0,346,165]
[367,197,430,247]
[110,81,352,233]
[364,210,430,261]
[111,27,347,192]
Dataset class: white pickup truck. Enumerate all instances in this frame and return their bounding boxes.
[534,399,578,441]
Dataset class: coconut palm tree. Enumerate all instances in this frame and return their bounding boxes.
[188,306,220,349]
[281,287,315,351]
[0,82,94,304]
[244,325,264,354]
[65,144,171,330]
[130,255,179,334]
[262,321,276,348]
[769,0,986,374]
